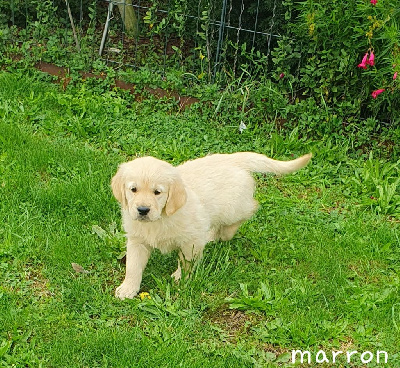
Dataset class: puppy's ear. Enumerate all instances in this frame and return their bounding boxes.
[111,169,127,207]
[165,176,187,216]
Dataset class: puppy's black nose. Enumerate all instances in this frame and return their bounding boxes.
[137,206,150,216]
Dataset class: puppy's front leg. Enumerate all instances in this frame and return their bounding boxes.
[115,238,151,300]
[171,244,205,281]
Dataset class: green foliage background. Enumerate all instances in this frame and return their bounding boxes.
[0,0,399,132]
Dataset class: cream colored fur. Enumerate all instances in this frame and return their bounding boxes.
[111,152,312,299]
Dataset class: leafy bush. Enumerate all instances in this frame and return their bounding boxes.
[273,0,400,123]
[344,153,400,216]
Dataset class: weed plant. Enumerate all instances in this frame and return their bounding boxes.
[0,70,399,366]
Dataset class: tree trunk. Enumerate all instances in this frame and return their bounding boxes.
[116,0,139,37]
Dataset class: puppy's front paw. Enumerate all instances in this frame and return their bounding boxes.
[171,267,182,282]
[115,282,139,300]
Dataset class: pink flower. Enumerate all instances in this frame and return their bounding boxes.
[358,51,376,69]
[367,51,375,66]
[358,53,369,69]
[371,89,385,99]
[370,0,377,4]
[394,72,398,80]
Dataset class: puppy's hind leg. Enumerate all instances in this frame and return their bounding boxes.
[218,198,259,241]
[218,221,243,241]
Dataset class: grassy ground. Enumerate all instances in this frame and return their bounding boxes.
[0,69,399,367]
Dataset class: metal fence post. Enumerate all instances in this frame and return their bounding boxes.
[99,1,114,56]
[213,0,228,83]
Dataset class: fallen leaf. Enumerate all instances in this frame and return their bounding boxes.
[71,263,89,274]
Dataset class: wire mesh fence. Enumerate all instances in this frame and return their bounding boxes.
[2,0,286,83]
[100,0,283,81]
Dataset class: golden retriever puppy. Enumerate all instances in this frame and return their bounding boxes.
[111,152,312,299]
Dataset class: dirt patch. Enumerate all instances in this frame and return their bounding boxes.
[208,307,291,361]
[24,266,53,299]
[34,61,199,110]
[261,343,290,357]
[207,306,258,342]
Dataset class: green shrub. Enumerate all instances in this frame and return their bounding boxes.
[273,0,400,123]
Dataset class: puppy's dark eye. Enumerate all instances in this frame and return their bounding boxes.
[154,190,161,195]
[131,187,137,193]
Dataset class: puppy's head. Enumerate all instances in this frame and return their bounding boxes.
[111,157,187,221]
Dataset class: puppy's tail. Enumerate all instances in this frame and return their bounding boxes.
[231,152,312,175]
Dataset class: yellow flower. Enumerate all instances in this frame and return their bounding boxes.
[309,23,315,36]
[306,12,316,36]
[139,292,151,300]
[199,51,205,61]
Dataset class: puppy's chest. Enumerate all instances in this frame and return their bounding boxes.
[142,229,180,253]
[124,220,190,253]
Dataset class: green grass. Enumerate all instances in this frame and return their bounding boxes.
[1,69,400,367]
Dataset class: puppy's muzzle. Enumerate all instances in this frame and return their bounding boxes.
[137,206,151,216]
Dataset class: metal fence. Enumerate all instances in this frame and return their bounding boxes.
[100,0,281,80]
[3,0,285,82]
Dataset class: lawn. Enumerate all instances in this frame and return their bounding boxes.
[0,69,399,367]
